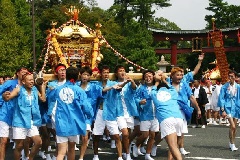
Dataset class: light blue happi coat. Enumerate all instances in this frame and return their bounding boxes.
[54,81,93,136]
[12,86,42,129]
[218,82,240,118]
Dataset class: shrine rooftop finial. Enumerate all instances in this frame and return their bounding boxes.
[63,6,82,21]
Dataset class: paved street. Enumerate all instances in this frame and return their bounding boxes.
[5,125,240,160]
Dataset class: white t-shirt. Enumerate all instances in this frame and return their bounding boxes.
[193,86,200,98]
[204,85,213,106]
[211,84,222,107]
[119,82,130,118]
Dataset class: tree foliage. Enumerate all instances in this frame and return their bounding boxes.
[205,0,240,29]
[0,0,31,76]
[113,0,171,28]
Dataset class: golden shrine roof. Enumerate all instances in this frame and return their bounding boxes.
[56,23,95,40]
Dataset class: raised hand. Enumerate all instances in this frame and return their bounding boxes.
[198,53,205,61]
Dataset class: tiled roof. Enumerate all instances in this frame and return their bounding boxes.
[149,26,240,34]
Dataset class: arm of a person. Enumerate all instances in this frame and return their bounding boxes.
[134,86,146,109]
[190,95,201,115]
[3,87,20,101]
[217,86,226,111]
[38,89,46,102]
[37,81,48,102]
[130,79,137,90]
[118,78,137,90]
[192,53,204,76]
[102,84,122,92]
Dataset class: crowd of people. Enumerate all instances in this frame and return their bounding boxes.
[1,52,240,160]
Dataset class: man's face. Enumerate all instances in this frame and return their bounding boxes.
[171,71,183,84]
[81,72,91,83]
[56,67,66,80]
[228,73,236,84]
[5,77,11,80]
[101,69,110,81]
[194,80,200,88]
[17,69,29,80]
[116,67,126,80]
[144,72,154,85]
[22,74,34,89]
[0,78,4,85]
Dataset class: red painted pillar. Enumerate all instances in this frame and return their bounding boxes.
[170,41,178,66]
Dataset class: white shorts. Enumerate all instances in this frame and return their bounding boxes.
[0,121,11,138]
[86,124,91,132]
[92,110,106,135]
[205,104,212,110]
[140,118,159,132]
[56,135,79,144]
[106,120,120,135]
[134,118,140,126]
[212,105,220,112]
[117,116,134,130]
[180,110,188,134]
[12,126,39,139]
[160,117,183,139]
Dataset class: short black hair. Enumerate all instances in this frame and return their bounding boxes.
[79,66,92,75]
[100,65,110,73]
[66,67,79,81]
[15,67,29,73]
[142,70,155,80]
[157,82,170,90]
[114,65,125,74]
[228,70,237,76]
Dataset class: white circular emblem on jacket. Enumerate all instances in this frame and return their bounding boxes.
[59,87,74,104]
[157,91,171,102]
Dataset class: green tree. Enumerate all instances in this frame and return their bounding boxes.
[113,0,171,28]
[0,0,31,76]
[205,0,240,29]
[119,20,158,70]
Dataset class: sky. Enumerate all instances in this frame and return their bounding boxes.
[95,0,240,30]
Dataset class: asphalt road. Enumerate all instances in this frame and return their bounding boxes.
[5,125,240,160]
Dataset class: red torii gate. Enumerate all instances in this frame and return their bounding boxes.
[150,27,240,66]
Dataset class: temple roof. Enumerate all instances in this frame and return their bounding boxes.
[149,26,240,34]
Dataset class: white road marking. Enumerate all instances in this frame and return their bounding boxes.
[98,151,116,155]
[184,135,196,137]
[185,157,238,160]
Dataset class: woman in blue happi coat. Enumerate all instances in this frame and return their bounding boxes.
[133,70,160,159]
[151,70,183,160]
[54,67,93,160]
[218,70,240,151]
[4,72,47,160]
